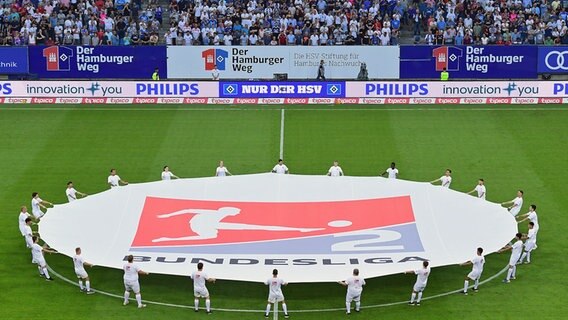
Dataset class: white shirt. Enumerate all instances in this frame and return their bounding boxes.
[108,175,121,188]
[328,165,344,177]
[471,255,485,274]
[526,228,537,245]
[475,185,486,199]
[511,239,523,259]
[23,224,33,238]
[527,211,539,228]
[123,262,141,282]
[191,270,209,290]
[216,166,228,176]
[66,187,77,202]
[212,69,220,80]
[272,164,289,174]
[440,175,452,188]
[346,276,366,295]
[161,171,175,180]
[266,277,286,295]
[73,254,86,271]
[386,167,398,179]
[31,243,44,261]
[414,267,430,286]
[19,211,30,235]
[510,197,523,216]
[31,197,43,217]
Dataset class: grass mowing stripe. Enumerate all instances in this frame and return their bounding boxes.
[46,264,508,313]
[280,109,285,159]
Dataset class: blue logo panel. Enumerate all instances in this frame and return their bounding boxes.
[219,81,346,98]
[29,46,167,79]
[538,47,568,74]
[0,47,29,74]
[400,45,538,79]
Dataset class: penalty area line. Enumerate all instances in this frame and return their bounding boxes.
[47,265,508,313]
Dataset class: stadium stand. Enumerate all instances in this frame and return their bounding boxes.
[1,0,567,46]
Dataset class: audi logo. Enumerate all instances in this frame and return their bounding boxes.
[545,51,568,70]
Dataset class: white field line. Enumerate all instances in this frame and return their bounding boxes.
[47,265,508,313]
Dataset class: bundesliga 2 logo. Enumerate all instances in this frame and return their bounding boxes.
[202,49,228,71]
[130,196,424,255]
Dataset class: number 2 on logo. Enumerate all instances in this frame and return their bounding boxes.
[331,229,403,252]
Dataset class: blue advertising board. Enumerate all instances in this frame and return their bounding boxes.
[400,46,538,79]
[29,46,167,79]
[0,47,29,74]
[219,82,345,98]
[537,47,568,74]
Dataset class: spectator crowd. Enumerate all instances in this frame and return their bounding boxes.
[1,0,568,46]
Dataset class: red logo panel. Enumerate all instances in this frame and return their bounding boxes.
[131,196,415,247]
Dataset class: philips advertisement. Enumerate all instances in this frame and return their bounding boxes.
[538,47,568,74]
[168,46,399,79]
[0,81,217,97]
[0,47,29,74]
[219,82,345,98]
[28,46,167,79]
[400,46,538,79]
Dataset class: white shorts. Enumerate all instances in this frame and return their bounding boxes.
[413,283,426,292]
[33,256,46,266]
[124,280,140,293]
[194,287,209,298]
[524,242,536,251]
[509,255,521,266]
[24,236,33,248]
[346,291,362,303]
[75,268,88,279]
[268,293,285,303]
[467,271,482,281]
[32,211,42,219]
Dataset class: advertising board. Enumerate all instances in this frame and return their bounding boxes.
[400,46,538,79]
[0,47,29,74]
[28,46,167,79]
[168,46,399,79]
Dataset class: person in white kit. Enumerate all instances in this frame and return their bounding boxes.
[501,190,524,216]
[31,192,53,219]
[212,65,220,80]
[123,255,149,308]
[499,232,524,283]
[73,247,95,294]
[405,261,430,306]
[327,161,344,177]
[23,218,34,248]
[518,222,538,264]
[517,204,539,229]
[460,247,485,295]
[430,169,452,188]
[31,236,56,281]
[272,159,289,174]
[467,179,486,199]
[191,262,216,313]
[264,269,289,319]
[66,181,87,202]
[215,161,232,177]
[338,268,366,314]
[18,206,31,236]
[381,162,399,179]
[108,168,128,188]
[161,166,180,180]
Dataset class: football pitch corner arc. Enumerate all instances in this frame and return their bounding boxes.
[47,264,508,313]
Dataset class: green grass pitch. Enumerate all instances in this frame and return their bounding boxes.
[1,104,567,319]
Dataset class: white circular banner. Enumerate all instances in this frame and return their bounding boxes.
[40,174,516,283]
